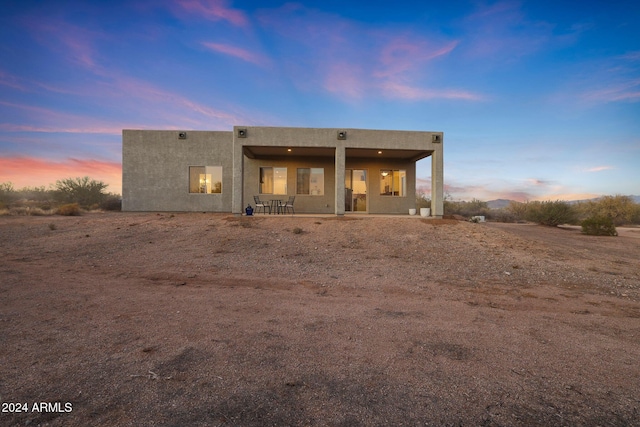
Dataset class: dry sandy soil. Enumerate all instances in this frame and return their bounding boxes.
[1,212,639,426]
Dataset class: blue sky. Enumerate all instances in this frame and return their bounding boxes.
[1,0,639,200]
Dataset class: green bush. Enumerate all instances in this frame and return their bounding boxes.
[581,216,617,236]
[100,194,122,211]
[491,209,517,223]
[415,195,431,209]
[575,195,639,226]
[444,198,490,218]
[57,203,81,216]
[54,177,108,208]
[524,200,577,226]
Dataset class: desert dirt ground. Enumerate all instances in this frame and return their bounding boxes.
[1,212,639,426]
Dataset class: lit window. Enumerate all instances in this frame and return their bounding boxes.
[297,168,324,195]
[380,169,406,196]
[189,166,222,193]
[260,167,287,194]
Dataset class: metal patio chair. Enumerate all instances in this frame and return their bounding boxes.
[281,196,295,214]
[253,196,271,214]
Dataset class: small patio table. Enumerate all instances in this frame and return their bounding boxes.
[269,199,282,214]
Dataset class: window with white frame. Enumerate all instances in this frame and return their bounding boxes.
[297,168,324,195]
[380,169,406,196]
[189,166,222,193]
[260,167,287,194]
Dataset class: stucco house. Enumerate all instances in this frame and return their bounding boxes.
[122,126,443,216]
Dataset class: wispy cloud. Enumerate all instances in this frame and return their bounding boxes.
[572,50,640,104]
[25,17,104,71]
[256,4,482,102]
[459,0,556,61]
[585,166,614,172]
[581,78,640,103]
[380,82,484,101]
[201,41,269,67]
[174,0,248,27]
[0,156,122,193]
[0,101,126,135]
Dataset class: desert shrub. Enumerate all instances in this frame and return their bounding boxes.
[506,201,528,221]
[0,182,16,206]
[576,195,639,226]
[101,194,122,211]
[54,177,108,208]
[444,198,490,218]
[9,206,30,216]
[581,216,617,236]
[56,203,81,216]
[416,195,431,209]
[292,227,303,234]
[491,209,517,223]
[524,200,577,226]
[48,223,57,231]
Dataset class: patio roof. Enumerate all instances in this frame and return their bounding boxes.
[243,146,432,162]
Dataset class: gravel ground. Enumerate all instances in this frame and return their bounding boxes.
[1,212,639,426]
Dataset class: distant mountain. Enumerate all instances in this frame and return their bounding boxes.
[486,195,640,209]
[486,199,513,209]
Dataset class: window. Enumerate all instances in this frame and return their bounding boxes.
[297,168,324,195]
[380,169,406,196]
[189,166,222,193]
[260,167,287,194]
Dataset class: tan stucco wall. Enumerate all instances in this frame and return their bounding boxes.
[122,126,443,216]
[232,126,443,216]
[243,156,336,214]
[122,130,233,211]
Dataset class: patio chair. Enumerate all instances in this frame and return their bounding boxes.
[281,196,295,214]
[253,196,271,214]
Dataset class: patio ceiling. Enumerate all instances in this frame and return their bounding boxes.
[243,146,431,161]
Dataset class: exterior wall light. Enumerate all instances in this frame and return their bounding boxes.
[237,128,247,138]
[337,130,347,140]
[178,132,187,139]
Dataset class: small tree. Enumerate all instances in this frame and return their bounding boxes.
[578,195,638,226]
[524,200,577,226]
[581,216,617,236]
[0,182,16,208]
[54,177,108,208]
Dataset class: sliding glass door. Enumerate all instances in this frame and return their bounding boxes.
[345,169,367,212]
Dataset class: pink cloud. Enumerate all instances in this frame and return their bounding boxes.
[380,81,484,101]
[0,101,127,135]
[257,4,480,103]
[375,39,459,79]
[460,1,555,61]
[586,166,614,172]
[26,18,103,70]
[323,62,367,98]
[175,0,248,27]
[581,79,640,103]
[0,157,122,194]
[201,42,269,67]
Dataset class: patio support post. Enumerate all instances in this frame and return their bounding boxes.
[431,135,444,218]
[335,145,345,215]
[232,132,244,216]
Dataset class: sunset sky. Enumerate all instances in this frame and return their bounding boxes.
[1,0,639,200]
